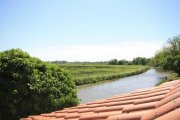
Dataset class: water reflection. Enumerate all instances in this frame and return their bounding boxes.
[77,68,167,103]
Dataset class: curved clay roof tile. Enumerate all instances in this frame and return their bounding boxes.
[155,91,180,108]
[141,97,180,120]
[154,108,180,120]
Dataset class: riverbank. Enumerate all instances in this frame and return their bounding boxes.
[58,64,150,85]
[156,72,180,85]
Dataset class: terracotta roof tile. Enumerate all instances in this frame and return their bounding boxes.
[107,110,150,120]
[122,102,157,113]
[21,79,180,120]
[165,84,180,97]
[94,105,123,113]
[155,108,180,120]
[133,95,165,104]
[141,97,180,120]
[20,118,32,120]
[55,113,67,118]
[64,112,80,119]
[78,108,94,113]
[155,90,180,108]
[105,100,134,107]
[79,111,122,120]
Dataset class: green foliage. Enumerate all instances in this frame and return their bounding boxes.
[151,35,180,76]
[132,57,151,65]
[58,64,149,85]
[109,59,119,65]
[118,59,129,65]
[109,57,150,65]
[149,50,168,67]
[50,61,108,65]
[0,49,79,120]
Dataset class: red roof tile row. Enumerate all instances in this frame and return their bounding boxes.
[20,79,180,120]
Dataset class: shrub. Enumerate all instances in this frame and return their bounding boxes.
[0,49,79,120]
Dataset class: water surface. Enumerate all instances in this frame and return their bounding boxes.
[77,68,167,103]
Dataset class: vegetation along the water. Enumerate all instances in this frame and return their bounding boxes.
[57,64,149,85]
[150,35,180,85]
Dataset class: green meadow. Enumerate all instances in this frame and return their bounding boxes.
[58,64,149,85]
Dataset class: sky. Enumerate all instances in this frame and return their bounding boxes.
[0,0,180,61]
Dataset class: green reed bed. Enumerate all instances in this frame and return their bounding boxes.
[58,64,149,85]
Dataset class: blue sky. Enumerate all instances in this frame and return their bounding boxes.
[0,0,180,61]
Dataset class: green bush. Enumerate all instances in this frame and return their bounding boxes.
[0,49,79,120]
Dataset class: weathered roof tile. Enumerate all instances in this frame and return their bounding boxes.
[122,102,157,113]
[155,108,180,120]
[141,97,180,120]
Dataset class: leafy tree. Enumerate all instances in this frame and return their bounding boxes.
[162,36,180,75]
[150,50,165,67]
[109,58,150,65]
[118,59,128,65]
[109,59,118,65]
[151,35,180,75]
[0,49,79,120]
[132,57,151,65]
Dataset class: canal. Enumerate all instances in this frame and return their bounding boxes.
[77,68,167,103]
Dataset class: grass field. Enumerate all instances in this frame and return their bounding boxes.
[57,64,149,85]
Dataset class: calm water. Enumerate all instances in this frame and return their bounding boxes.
[77,68,167,103]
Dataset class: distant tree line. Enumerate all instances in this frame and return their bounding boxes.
[150,35,180,76]
[50,61,108,64]
[132,57,151,65]
[49,58,151,66]
[50,60,68,64]
[109,57,151,65]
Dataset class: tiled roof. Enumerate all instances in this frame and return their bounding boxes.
[21,79,180,120]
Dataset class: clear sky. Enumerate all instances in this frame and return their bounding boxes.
[0,0,180,61]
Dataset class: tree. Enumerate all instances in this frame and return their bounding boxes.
[162,36,180,75]
[109,58,150,65]
[0,49,79,120]
[149,49,167,67]
[118,59,128,65]
[132,57,150,65]
[151,35,180,75]
[109,59,118,65]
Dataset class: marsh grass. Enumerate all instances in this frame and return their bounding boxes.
[58,64,149,85]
